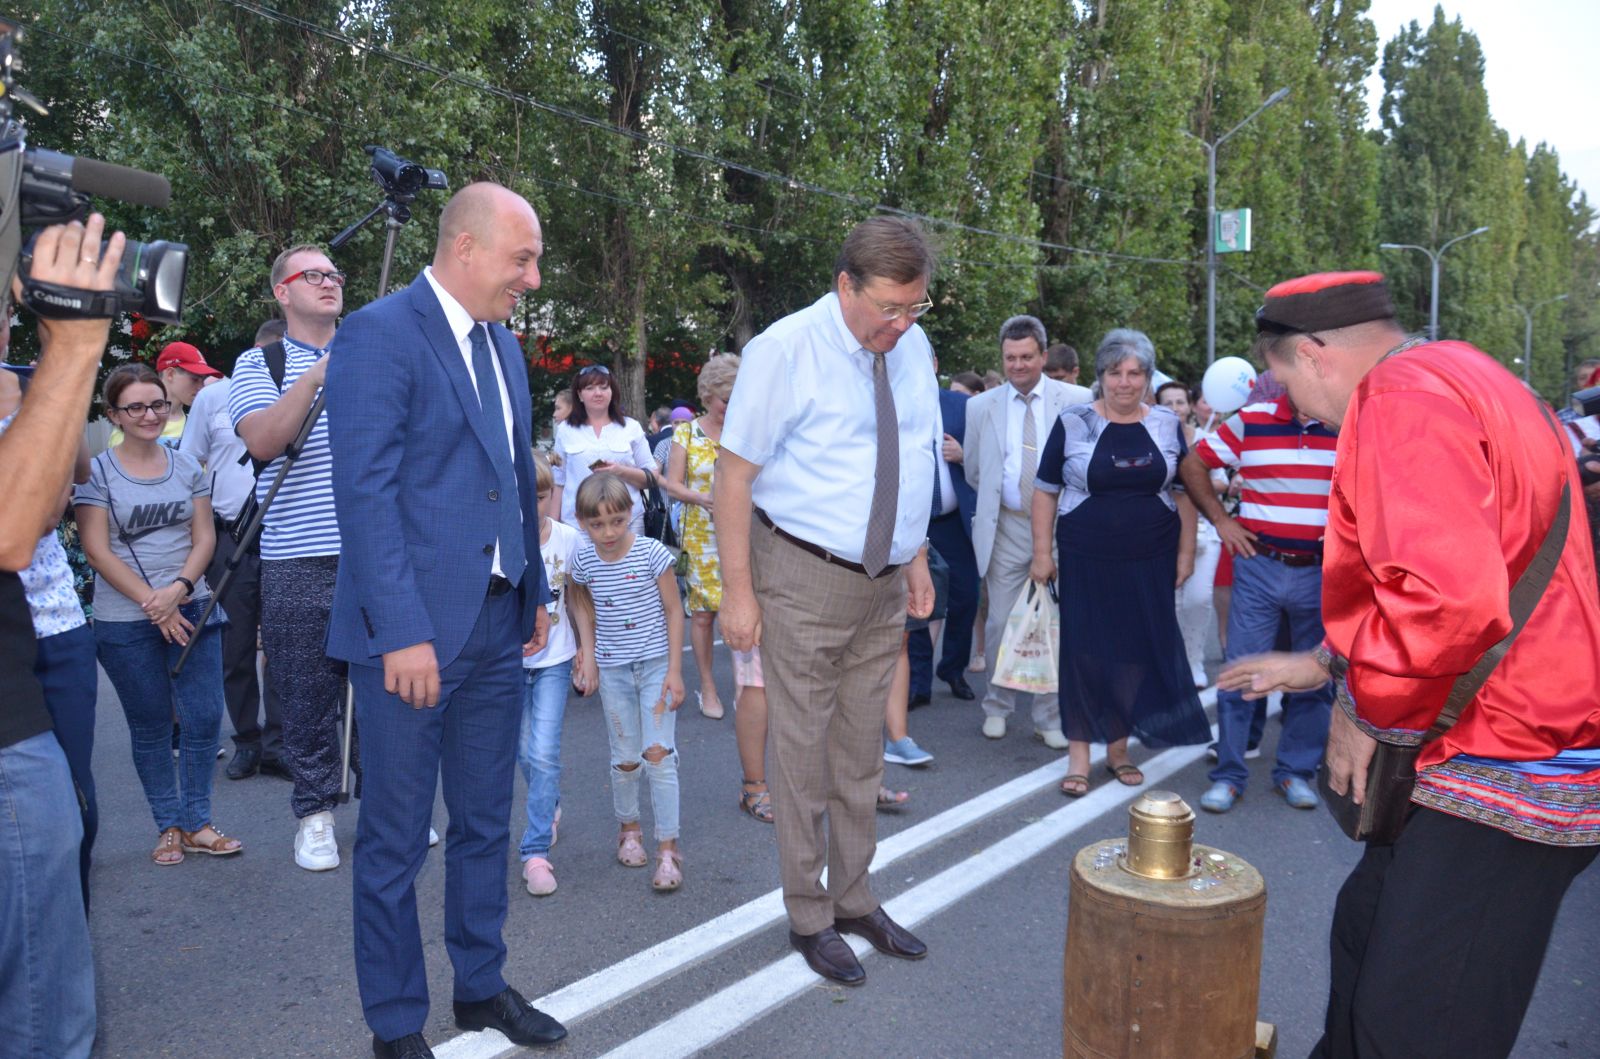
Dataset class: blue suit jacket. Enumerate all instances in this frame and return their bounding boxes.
[324,272,549,668]
[939,388,977,538]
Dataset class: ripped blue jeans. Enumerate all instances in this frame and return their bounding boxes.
[596,653,679,841]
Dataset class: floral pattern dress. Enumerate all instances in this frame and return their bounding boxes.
[674,418,722,613]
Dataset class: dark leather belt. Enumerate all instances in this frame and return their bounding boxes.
[756,509,899,579]
[487,575,515,597]
[1255,544,1322,568]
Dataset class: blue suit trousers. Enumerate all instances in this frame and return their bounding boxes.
[351,589,522,1041]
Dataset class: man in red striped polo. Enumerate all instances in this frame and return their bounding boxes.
[1179,370,1338,813]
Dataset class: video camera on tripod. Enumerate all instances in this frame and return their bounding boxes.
[0,25,189,323]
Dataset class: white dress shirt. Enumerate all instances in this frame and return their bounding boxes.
[722,292,938,565]
[934,405,958,516]
[1002,378,1050,512]
[423,266,519,577]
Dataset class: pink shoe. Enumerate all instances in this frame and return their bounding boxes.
[523,857,557,896]
[617,829,647,868]
[651,848,683,892]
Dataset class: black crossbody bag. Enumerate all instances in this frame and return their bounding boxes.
[1321,403,1572,844]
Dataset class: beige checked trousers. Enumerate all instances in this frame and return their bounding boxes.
[751,521,906,935]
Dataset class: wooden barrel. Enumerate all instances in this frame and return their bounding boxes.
[1063,838,1266,1059]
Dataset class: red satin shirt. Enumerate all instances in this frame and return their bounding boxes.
[1323,342,1600,826]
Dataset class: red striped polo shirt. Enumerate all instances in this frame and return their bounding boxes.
[1194,397,1337,554]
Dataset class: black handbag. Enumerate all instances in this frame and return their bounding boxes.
[1321,410,1573,844]
[641,469,678,549]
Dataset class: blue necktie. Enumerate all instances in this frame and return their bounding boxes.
[469,324,527,586]
[931,438,943,517]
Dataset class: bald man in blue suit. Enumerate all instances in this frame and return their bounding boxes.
[326,183,567,1059]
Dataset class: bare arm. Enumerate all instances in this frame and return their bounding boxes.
[1178,452,1227,525]
[567,580,598,695]
[712,449,762,651]
[75,504,157,608]
[0,217,125,569]
[1175,490,1198,588]
[1029,486,1057,583]
[657,569,685,710]
[235,354,328,463]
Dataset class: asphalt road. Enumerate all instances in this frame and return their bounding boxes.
[78,639,1600,1059]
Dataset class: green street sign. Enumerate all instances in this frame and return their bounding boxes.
[1214,208,1252,254]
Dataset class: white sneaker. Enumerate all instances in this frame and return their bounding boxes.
[428,827,440,848]
[982,716,1006,739]
[1033,728,1069,750]
[294,811,339,871]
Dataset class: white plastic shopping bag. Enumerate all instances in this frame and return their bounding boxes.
[991,580,1059,694]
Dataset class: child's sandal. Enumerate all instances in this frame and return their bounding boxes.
[617,829,647,868]
[651,848,683,892]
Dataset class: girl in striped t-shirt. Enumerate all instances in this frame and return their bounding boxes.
[570,473,687,892]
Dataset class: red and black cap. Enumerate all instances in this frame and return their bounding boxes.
[1255,271,1395,336]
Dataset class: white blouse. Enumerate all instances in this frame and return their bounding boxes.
[551,417,653,529]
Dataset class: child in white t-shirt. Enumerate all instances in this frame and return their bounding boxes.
[569,473,685,892]
[517,454,590,897]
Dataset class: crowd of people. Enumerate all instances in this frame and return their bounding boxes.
[5,198,1598,1059]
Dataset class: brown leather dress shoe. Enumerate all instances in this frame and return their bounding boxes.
[789,926,866,985]
[834,906,928,960]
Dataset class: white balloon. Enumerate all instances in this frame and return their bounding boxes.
[1201,356,1258,416]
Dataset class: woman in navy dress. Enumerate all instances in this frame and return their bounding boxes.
[1030,329,1211,796]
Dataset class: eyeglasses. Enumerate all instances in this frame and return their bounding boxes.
[281,268,347,288]
[577,365,611,376]
[866,296,934,323]
[114,400,173,418]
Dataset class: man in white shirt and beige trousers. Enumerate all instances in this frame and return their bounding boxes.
[960,315,1091,746]
[717,217,938,988]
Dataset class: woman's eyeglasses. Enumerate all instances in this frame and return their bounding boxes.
[113,400,173,418]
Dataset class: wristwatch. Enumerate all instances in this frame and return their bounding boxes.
[173,576,195,599]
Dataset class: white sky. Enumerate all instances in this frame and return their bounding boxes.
[1363,0,1600,207]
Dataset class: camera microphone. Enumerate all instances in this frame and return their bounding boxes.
[23,148,172,212]
[67,155,172,209]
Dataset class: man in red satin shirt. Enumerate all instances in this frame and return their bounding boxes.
[1220,271,1600,1059]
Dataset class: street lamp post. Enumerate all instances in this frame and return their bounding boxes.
[1185,87,1290,365]
[1378,226,1490,342]
[1514,293,1570,385]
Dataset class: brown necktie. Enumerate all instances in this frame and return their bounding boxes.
[861,351,899,577]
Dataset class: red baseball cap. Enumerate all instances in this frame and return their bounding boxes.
[155,341,223,379]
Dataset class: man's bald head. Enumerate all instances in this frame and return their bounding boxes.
[431,182,544,322]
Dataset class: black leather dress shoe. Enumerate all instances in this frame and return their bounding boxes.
[373,1033,434,1059]
[256,756,292,780]
[453,987,567,1047]
[907,692,931,710]
[224,745,260,780]
[789,926,866,985]
[943,675,976,700]
[835,906,928,960]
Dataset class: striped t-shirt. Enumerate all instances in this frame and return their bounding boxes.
[571,535,674,665]
[227,336,340,560]
[1194,396,1336,554]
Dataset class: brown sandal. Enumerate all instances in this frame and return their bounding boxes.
[180,824,243,856]
[153,826,184,866]
[739,779,774,823]
[1060,774,1090,798]
[1105,763,1145,787]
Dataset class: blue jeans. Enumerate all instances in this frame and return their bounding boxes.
[0,732,97,1058]
[95,606,226,832]
[517,660,572,859]
[35,622,98,911]
[596,654,679,841]
[1209,553,1333,791]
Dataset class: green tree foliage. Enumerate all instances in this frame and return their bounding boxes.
[8,0,1596,408]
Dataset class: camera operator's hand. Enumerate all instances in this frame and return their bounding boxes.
[14,214,127,352]
[1581,438,1600,502]
[304,353,331,390]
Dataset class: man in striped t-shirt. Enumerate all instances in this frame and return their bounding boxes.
[229,243,350,871]
[1178,385,1337,813]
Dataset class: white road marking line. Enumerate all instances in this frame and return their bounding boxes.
[437,689,1230,1058]
[598,704,1271,1059]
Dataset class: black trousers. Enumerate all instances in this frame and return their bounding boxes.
[207,520,283,757]
[1313,806,1597,1059]
[908,513,978,694]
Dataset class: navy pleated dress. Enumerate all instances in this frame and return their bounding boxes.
[1035,404,1211,748]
